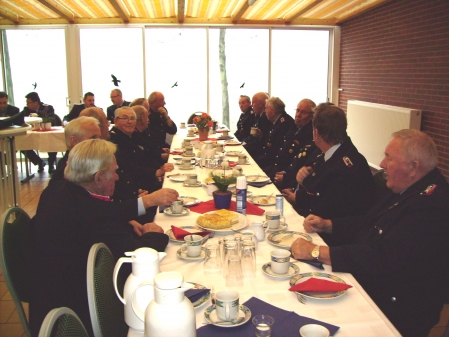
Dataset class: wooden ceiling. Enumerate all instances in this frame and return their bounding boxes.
[0,0,391,26]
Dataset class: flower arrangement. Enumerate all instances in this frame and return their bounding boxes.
[193,112,213,130]
[209,161,238,192]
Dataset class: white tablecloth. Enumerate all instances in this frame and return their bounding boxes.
[15,126,66,153]
[147,129,401,336]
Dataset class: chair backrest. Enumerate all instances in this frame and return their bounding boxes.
[86,243,128,337]
[38,307,89,337]
[0,207,33,337]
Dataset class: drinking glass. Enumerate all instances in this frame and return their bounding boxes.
[222,242,238,278]
[225,255,243,287]
[241,242,256,278]
[252,315,274,337]
[203,243,222,274]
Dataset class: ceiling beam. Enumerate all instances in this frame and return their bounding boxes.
[232,2,250,23]
[178,0,185,23]
[0,11,19,25]
[109,0,130,23]
[285,0,325,24]
[336,0,393,23]
[36,0,74,24]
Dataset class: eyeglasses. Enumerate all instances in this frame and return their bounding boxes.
[116,116,136,122]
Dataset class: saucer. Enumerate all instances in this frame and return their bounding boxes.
[168,174,188,182]
[178,196,200,206]
[226,151,242,157]
[165,226,210,243]
[177,247,206,261]
[266,222,288,232]
[183,181,202,187]
[262,262,300,279]
[182,153,196,157]
[179,165,195,170]
[204,304,251,327]
[164,207,190,217]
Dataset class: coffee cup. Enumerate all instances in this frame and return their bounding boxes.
[263,211,285,230]
[238,154,247,165]
[184,146,193,156]
[187,128,195,137]
[215,290,239,321]
[181,234,203,257]
[170,199,184,214]
[222,130,229,137]
[181,158,192,169]
[270,249,290,274]
[250,127,258,135]
[180,122,186,128]
[183,139,191,147]
[186,174,197,185]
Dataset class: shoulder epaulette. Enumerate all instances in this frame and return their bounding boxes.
[420,184,437,196]
[343,156,353,168]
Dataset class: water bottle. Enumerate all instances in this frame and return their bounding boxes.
[236,176,247,215]
[275,194,283,216]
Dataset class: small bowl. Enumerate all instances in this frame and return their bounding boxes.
[299,324,329,337]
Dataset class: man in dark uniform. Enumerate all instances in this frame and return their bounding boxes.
[234,95,254,141]
[107,89,130,124]
[65,92,95,121]
[282,103,374,231]
[0,91,24,127]
[148,91,177,149]
[265,98,315,179]
[254,96,295,169]
[242,92,270,158]
[21,92,61,172]
[291,129,449,337]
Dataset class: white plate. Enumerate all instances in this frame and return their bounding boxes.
[183,181,202,187]
[169,174,188,182]
[164,207,190,217]
[266,222,288,232]
[165,226,211,243]
[267,231,312,248]
[250,195,276,206]
[177,247,206,261]
[224,140,242,146]
[174,159,195,164]
[232,190,253,198]
[182,153,196,157]
[186,282,210,308]
[196,211,248,234]
[178,196,200,206]
[226,151,243,157]
[178,165,195,170]
[262,262,300,279]
[204,304,251,327]
[289,272,348,299]
[246,175,270,183]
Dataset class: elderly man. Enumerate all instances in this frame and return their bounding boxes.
[50,116,101,181]
[29,139,178,336]
[0,91,24,127]
[66,92,96,121]
[282,103,374,233]
[21,92,61,172]
[130,97,150,110]
[148,91,177,149]
[242,92,270,157]
[253,96,295,169]
[263,98,315,177]
[110,106,174,204]
[234,95,254,141]
[291,129,449,337]
[79,107,110,140]
[107,89,130,123]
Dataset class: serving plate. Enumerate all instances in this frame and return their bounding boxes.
[196,211,248,234]
[267,230,312,248]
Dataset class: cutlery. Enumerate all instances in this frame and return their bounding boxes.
[210,285,216,307]
[296,293,307,304]
[202,317,245,325]
[251,174,260,182]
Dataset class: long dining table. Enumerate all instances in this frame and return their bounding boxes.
[150,128,401,337]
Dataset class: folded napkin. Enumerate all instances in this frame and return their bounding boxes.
[289,278,352,293]
[185,288,210,303]
[170,151,183,155]
[294,258,324,270]
[196,297,339,337]
[247,181,273,188]
[189,200,265,216]
[171,226,211,240]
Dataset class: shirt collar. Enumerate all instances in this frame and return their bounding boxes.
[324,143,341,161]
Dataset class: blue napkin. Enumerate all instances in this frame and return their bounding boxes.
[247,181,273,188]
[186,289,209,303]
[197,297,339,336]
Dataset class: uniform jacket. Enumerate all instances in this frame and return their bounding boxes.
[22,102,61,126]
[294,137,374,219]
[66,103,90,121]
[29,180,169,336]
[132,128,164,168]
[0,104,24,127]
[234,107,254,141]
[107,100,130,124]
[148,107,177,148]
[330,168,449,337]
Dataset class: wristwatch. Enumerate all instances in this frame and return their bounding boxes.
[311,245,320,260]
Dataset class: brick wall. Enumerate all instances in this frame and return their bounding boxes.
[338,0,449,179]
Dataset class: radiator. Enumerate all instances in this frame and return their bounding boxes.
[346,100,422,169]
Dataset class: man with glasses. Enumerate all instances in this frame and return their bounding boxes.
[107,89,130,123]
[65,92,96,122]
[21,92,61,173]
[148,91,177,149]
[0,91,24,128]
[234,95,254,141]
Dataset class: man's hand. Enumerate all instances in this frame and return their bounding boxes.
[162,148,170,154]
[158,107,168,118]
[141,222,164,234]
[161,163,174,172]
[137,189,148,197]
[129,220,143,237]
[281,188,296,204]
[291,238,315,260]
[303,214,333,234]
[274,171,285,184]
[296,166,313,185]
[142,188,179,208]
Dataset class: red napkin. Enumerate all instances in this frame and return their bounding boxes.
[289,278,352,293]
[218,161,237,168]
[170,151,183,155]
[189,200,265,216]
[171,226,212,240]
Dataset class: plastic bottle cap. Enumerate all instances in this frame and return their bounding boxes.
[236,175,247,189]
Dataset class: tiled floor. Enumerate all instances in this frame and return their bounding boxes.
[0,166,448,337]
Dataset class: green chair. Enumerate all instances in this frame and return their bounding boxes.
[87,243,128,337]
[0,207,33,337]
[38,307,88,337]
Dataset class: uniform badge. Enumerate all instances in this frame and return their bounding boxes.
[267,142,272,147]
[280,117,285,122]
[289,149,293,153]
[343,156,353,168]
[302,151,306,156]
[420,184,437,196]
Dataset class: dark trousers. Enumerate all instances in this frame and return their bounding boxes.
[21,150,57,166]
